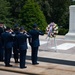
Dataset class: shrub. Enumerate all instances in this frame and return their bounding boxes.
[19,0,47,32]
[58,28,68,35]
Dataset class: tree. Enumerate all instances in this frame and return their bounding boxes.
[49,0,71,28]
[7,0,26,17]
[36,0,71,27]
[6,0,27,24]
[35,0,51,24]
[19,0,47,32]
[0,0,11,26]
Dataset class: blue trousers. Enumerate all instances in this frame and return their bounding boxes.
[0,48,4,61]
[13,46,19,62]
[31,47,38,64]
[20,50,27,68]
[4,48,12,65]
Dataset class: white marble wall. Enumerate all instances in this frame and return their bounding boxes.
[65,5,75,40]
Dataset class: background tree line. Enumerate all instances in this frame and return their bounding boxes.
[0,0,75,34]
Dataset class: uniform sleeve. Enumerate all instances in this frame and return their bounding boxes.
[38,30,44,35]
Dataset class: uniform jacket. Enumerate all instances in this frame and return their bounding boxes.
[0,27,4,48]
[1,31,13,48]
[29,29,44,47]
[16,32,30,50]
[13,31,19,48]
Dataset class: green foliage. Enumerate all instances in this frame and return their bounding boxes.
[0,0,11,26]
[7,0,26,18]
[48,0,71,27]
[0,0,73,35]
[58,28,68,35]
[35,0,51,23]
[19,0,47,32]
[35,0,71,34]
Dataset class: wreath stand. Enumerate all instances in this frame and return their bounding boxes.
[46,36,57,52]
[46,22,58,52]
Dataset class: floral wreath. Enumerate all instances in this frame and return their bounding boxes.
[46,22,58,38]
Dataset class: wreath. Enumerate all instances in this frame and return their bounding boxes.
[46,22,58,38]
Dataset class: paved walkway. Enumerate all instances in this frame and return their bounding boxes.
[0,34,75,75]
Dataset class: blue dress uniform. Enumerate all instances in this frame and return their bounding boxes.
[0,27,4,61]
[1,27,13,67]
[13,28,20,63]
[16,29,31,68]
[29,24,44,65]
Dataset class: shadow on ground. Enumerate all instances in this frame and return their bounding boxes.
[26,56,75,66]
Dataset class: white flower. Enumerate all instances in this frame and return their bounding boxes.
[46,22,58,38]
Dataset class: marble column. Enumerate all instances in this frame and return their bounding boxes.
[65,5,75,40]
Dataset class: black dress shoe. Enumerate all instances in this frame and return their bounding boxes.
[32,63,39,65]
[0,60,4,62]
[20,66,27,69]
[5,64,12,67]
[15,61,20,63]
